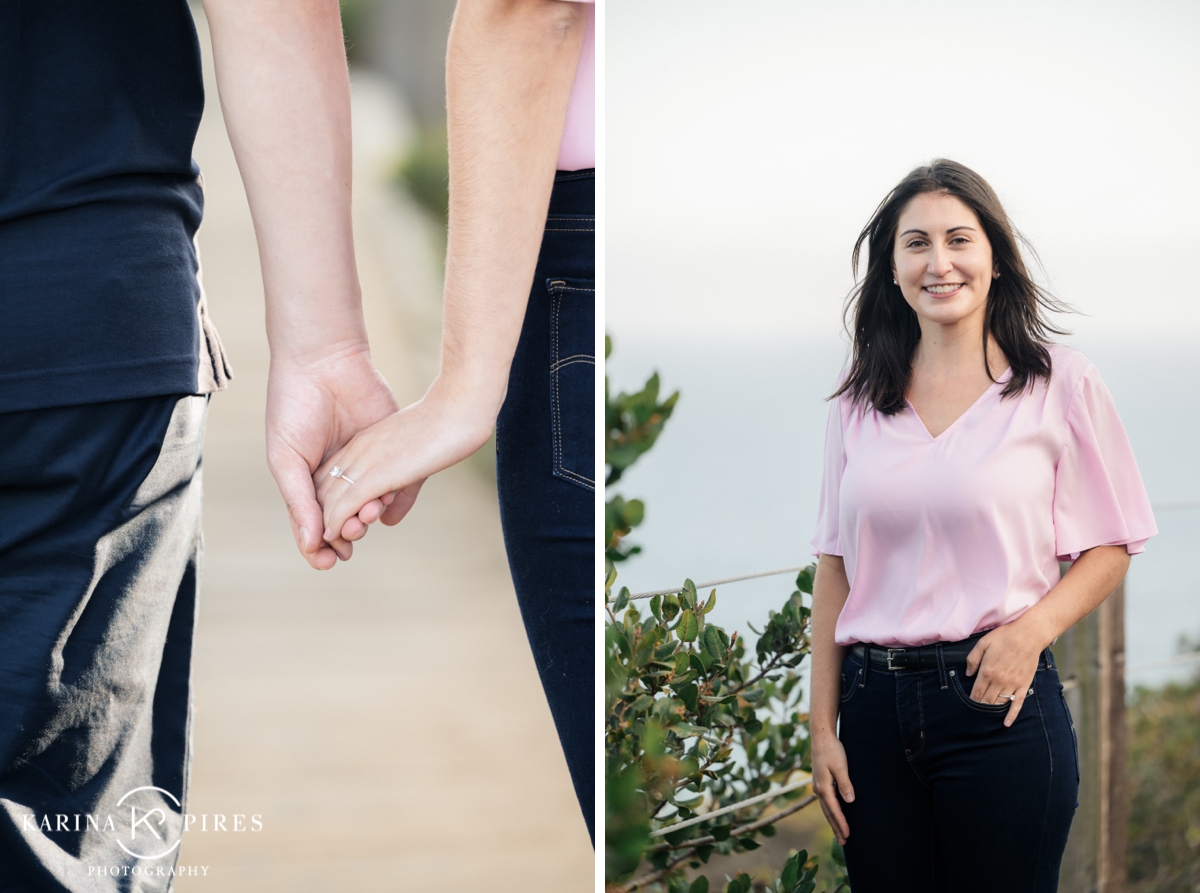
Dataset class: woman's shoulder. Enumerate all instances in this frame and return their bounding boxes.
[1045,341,1100,396]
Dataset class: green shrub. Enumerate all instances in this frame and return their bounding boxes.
[604,336,847,893]
[1127,657,1200,892]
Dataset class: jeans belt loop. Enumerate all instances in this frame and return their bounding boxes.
[935,643,948,689]
[861,645,870,687]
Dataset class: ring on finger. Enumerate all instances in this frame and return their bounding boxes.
[995,693,1017,704]
[329,465,357,486]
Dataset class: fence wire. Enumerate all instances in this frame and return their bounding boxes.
[648,774,813,838]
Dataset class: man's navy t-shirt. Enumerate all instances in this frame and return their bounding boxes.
[0,1,230,413]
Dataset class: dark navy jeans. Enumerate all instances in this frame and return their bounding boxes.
[495,169,595,844]
[0,395,206,891]
[838,642,1079,892]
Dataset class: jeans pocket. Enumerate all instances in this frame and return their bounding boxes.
[548,278,595,492]
[948,669,1012,713]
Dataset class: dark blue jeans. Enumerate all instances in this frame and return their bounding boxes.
[0,395,206,891]
[495,169,595,844]
[838,642,1079,892]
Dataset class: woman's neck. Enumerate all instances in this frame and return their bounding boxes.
[913,316,1007,381]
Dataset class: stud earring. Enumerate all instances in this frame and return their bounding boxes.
[892,278,898,285]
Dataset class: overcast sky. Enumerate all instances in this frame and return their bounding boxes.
[606,0,1200,343]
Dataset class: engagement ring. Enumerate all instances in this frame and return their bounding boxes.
[329,466,356,485]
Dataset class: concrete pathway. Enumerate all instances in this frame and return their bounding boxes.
[174,11,593,891]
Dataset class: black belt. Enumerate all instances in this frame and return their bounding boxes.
[850,632,987,670]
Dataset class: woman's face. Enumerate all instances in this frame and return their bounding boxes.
[892,192,997,332]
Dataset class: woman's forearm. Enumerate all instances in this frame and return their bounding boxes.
[810,553,851,740]
[1014,544,1130,647]
[440,0,586,433]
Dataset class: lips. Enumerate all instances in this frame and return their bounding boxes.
[923,283,963,296]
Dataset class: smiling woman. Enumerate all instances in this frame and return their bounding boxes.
[806,159,1158,893]
[835,159,1070,417]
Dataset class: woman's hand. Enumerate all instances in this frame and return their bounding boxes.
[314,376,496,544]
[811,730,855,846]
[964,619,1048,727]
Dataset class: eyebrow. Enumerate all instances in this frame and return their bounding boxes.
[899,225,978,238]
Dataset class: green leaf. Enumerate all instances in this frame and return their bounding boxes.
[613,587,630,612]
[677,610,699,642]
[677,682,699,713]
[711,824,731,841]
[663,827,691,846]
[626,694,653,714]
[795,566,815,594]
[688,877,709,893]
[780,853,800,889]
[682,579,698,609]
[743,717,762,735]
[739,837,760,851]
[703,625,725,660]
[697,844,714,863]
[702,590,717,614]
[673,652,691,676]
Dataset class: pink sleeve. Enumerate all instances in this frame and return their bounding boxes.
[811,398,846,557]
[1052,367,1157,561]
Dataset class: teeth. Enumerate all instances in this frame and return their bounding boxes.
[926,284,961,294]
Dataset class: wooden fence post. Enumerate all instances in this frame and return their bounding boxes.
[1055,573,1127,893]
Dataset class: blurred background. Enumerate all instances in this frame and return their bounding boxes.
[606,1,1199,889]
[174,2,592,889]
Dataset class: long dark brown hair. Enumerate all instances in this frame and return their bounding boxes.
[833,159,1070,414]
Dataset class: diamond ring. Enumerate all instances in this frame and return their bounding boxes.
[329,466,356,485]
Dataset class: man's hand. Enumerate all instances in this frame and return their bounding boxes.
[266,343,398,569]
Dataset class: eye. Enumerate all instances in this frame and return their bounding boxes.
[950,236,970,245]
[905,238,927,249]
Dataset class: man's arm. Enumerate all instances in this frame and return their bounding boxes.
[315,0,587,536]
[201,0,396,568]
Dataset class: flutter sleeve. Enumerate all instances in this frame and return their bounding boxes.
[811,396,847,557]
[1052,365,1157,561]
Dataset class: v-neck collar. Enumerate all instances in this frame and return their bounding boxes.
[905,367,1012,442]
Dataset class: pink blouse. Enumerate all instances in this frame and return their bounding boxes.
[811,343,1157,647]
[557,1,595,171]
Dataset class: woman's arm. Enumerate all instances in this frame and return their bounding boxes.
[966,544,1130,725]
[810,553,855,845]
[315,0,587,539]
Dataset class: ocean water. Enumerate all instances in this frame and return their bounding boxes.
[606,334,1200,691]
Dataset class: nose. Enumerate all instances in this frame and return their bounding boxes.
[927,244,953,278]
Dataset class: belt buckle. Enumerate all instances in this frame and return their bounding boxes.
[886,649,905,671]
